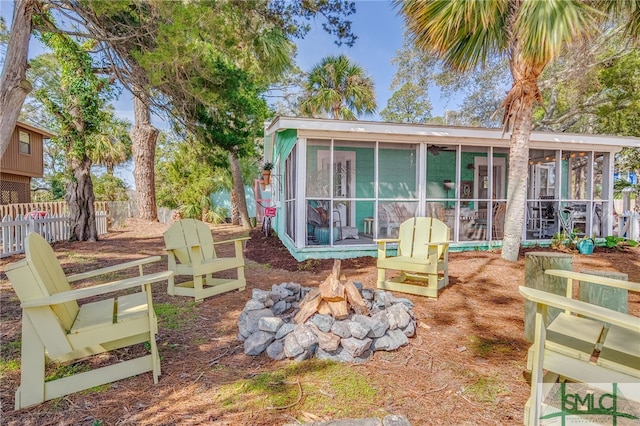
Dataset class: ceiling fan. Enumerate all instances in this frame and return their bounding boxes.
[427,145,448,156]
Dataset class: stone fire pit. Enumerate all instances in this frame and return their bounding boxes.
[237,266,417,363]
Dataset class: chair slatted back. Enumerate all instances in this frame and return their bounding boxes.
[26,233,78,330]
[397,217,449,260]
[493,202,507,238]
[5,233,79,335]
[164,219,217,266]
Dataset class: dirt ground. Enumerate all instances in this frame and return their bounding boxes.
[1,218,638,426]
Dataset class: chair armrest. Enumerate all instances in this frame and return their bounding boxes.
[545,270,640,293]
[22,271,174,308]
[212,236,251,245]
[426,240,451,246]
[518,286,640,332]
[67,256,162,282]
[374,239,400,244]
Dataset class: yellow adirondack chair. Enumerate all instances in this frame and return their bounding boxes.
[520,270,640,425]
[163,219,249,302]
[4,232,173,410]
[376,217,451,298]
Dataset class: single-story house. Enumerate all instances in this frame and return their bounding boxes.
[259,116,640,261]
[1,121,53,204]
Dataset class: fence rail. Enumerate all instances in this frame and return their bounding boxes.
[0,211,107,258]
[0,201,108,219]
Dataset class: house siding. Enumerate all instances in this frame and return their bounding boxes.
[1,125,45,178]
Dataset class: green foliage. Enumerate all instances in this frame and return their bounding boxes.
[604,236,638,249]
[92,173,129,202]
[33,30,112,163]
[204,206,228,224]
[300,54,377,120]
[155,133,227,209]
[380,82,432,123]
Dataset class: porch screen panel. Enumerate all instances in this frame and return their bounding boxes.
[559,150,590,235]
[332,140,373,231]
[460,146,488,242]
[306,139,331,198]
[526,149,559,240]
[284,146,296,240]
[592,153,606,237]
[426,144,457,234]
[378,143,417,199]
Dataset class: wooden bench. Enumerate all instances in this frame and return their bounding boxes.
[520,270,640,425]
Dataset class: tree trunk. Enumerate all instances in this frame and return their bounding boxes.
[230,188,239,225]
[501,61,544,262]
[130,90,159,221]
[66,155,98,241]
[229,151,251,229]
[0,0,37,156]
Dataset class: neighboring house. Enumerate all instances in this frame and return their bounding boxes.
[1,121,53,205]
[261,116,640,261]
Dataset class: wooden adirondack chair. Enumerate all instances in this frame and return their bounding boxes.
[376,217,451,298]
[163,219,249,302]
[4,232,173,410]
[520,270,640,425]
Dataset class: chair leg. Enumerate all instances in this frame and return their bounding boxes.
[194,275,205,302]
[377,268,386,288]
[237,265,246,289]
[167,274,176,296]
[16,315,46,409]
[527,311,546,426]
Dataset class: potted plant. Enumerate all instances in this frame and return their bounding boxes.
[307,202,339,245]
[575,235,595,255]
[261,162,274,185]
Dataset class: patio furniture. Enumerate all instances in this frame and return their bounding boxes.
[528,201,555,238]
[4,232,172,409]
[558,205,586,237]
[376,217,451,298]
[520,270,640,425]
[378,203,414,237]
[163,218,249,302]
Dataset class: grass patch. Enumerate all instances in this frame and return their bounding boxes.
[468,335,515,357]
[463,375,506,403]
[46,363,91,382]
[215,359,379,419]
[0,340,21,375]
[155,302,198,329]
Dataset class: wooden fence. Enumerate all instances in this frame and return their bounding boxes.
[0,201,108,218]
[0,210,107,258]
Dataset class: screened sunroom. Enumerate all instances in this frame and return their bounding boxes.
[261,117,638,261]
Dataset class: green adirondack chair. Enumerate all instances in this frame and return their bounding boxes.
[163,219,249,302]
[376,217,451,298]
[4,232,172,409]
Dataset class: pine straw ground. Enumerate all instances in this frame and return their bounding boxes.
[1,218,639,426]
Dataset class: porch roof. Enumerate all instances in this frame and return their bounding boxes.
[265,116,640,151]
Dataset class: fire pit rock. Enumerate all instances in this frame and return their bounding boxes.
[238,282,416,363]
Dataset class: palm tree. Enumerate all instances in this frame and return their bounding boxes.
[301,54,377,120]
[397,0,639,261]
[89,114,132,175]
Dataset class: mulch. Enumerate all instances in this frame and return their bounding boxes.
[0,219,638,425]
